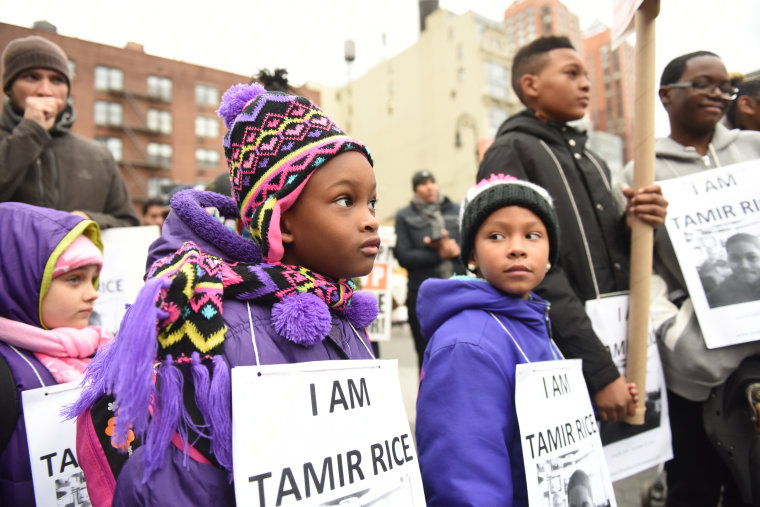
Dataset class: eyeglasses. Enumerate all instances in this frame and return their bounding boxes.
[665,77,739,100]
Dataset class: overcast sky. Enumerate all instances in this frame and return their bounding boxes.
[4,0,759,136]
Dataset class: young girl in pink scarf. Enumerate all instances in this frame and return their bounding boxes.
[0,202,112,505]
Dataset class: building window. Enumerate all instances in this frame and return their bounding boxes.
[195,84,219,107]
[96,137,123,161]
[147,109,172,134]
[94,101,122,126]
[147,142,172,166]
[94,66,123,91]
[147,176,172,199]
[195,116,219,138]
[147,76,172,101]
[457,44,464,60]
[68,60,76,80]
[196,148,220,168]
[486,61,509,100]
[457,68,466,82]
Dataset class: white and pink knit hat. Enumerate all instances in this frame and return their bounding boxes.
[53,235,103,278]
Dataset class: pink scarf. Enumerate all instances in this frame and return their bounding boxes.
[0,317,113,384]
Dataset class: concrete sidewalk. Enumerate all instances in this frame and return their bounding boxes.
[377,322,660,507]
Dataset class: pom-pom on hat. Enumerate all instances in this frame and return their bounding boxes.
[2,35,71,93]
[217,84,373,263]
[459,174,560,269]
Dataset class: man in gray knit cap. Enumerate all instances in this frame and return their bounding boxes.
[0,35,138,228]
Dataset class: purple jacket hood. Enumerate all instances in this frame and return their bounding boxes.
[417,276,550,340]
[0,202,101,326]
[146,189,261,272]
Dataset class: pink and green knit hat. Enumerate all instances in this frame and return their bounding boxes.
[217,84,373,263]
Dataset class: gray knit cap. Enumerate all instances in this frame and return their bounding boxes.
[2,36,71,93]
[460,174,559,269]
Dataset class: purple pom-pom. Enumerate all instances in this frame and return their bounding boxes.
[217,83,266,129]
[271,293,332,346]
[342,291,379,329]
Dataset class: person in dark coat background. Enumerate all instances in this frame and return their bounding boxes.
[0,35,138,228]
[394,170,465,370]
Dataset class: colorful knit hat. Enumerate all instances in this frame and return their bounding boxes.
[459,174,560,269]
[53,235,103,278]
[217,83,373,263]
[2,35,71,92]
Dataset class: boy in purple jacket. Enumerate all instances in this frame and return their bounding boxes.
[415,174,635,505]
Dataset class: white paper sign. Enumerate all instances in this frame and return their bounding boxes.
[658,159,760,348]
[231,359,425,506]
[22,382,89,507]
[515,359,616,507]
[611,0,643,48]
[92,225,159,334]
[585,295,672,481]
[360,226,396,342]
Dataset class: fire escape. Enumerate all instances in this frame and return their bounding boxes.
[96,83,173,201]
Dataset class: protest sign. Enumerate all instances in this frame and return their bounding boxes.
[360,226,396,342]
[22,382,89,507]
[658,159,760,348]
[516,359,616,507]
[611,0,643,48]
[585,295,672,481]
[92,225,159,334]
[231,359,425,506]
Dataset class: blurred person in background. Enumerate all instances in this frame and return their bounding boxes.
[394,170,465,371]
[0,35,138,228]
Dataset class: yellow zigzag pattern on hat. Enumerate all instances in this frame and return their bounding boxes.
[151,247,228,354]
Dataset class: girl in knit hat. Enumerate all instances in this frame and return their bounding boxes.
[68,84,380,506]
[414,174,636,506]
[0,202,112,505]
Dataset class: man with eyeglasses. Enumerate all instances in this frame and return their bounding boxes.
[622,51,760,507]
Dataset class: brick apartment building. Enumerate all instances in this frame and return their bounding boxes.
[502,0,583,53]
[582,22,635,162]
[0,21,319,214]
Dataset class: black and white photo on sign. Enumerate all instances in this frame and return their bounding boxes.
[533,450,612,507]
[689,226,760,309]
[55,471,90,507]
[584,296,672,481]
[658,159,760,349]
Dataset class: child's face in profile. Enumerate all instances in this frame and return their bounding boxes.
[40,264,100,329]
[529,48,590,123]
[727,241,760,284]
[470,206,550,299]
[280,150,379,279]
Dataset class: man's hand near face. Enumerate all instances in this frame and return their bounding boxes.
[24,96,63,131]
